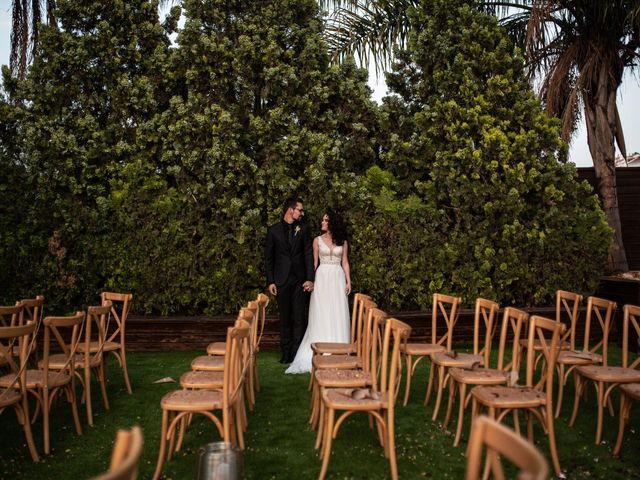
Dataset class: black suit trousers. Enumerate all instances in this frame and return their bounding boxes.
[276,276,308,362]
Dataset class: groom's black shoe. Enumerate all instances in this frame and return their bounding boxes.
[279,356,290,364]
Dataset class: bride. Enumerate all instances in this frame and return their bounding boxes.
[285,209,351,374]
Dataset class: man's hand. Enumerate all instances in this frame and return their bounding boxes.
[268,283,277,296]
[303,281,314,292]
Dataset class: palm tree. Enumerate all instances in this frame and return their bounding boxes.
[322,0,638,273]
[9,0,56,78]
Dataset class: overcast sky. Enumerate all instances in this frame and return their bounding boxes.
[1,6,638,166]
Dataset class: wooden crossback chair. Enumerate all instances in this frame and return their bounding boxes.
[152,321,250,480]
[448,307,528,446]
[401,293,461,406]
[310,307,387,440]
[571,303,640,445]
[0,321,39,461]
[430,298,500,421]
[92,426,144,480]
[465,415,548,480]
[1,312,86,454]
[555,295,615,418]
[0,304,24,365]
[318,318,411,480]
[100,292,134,394]
[253,293,270,394]
[470,315,565,476]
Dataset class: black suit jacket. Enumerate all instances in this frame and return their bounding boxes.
[265,221,315,287]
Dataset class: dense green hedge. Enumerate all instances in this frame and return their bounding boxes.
[0,0,610,314]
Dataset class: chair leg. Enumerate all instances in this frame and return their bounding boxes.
[569,372,583,427]
[69,383,83,436]
[595,380,605,444]
[613,393,631,457]
[315,399,325,451]
[253,357,261,392]
[120,346,133,395]
[15,401,39,461]
[387,409,398,480]
[424,362,435,406]
[453,383,467,447]
[235,402,246,450]
[318,407,335,480]
[153,409,169,480]
[546,405,562,475]
[43,386,51,454]
[555,363,565,418]
[85,366,93,426]
[431,365,446,420]
[402,354,413,406]
[443,376,456,428]
[98,364,110,410]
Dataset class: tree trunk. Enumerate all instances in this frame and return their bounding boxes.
[583,68,628,274]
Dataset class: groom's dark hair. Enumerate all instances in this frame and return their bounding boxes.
[282,197,303,216]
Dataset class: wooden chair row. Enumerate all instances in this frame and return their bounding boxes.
[0,291,134,460]
[152,293,269,480]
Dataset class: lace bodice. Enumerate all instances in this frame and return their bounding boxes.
[318,236,343,265]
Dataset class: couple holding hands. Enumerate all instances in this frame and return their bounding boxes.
[264,197,351,374]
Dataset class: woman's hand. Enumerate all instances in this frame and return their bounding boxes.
[345,281,351,296]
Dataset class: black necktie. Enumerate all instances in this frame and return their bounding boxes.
[288,224,294,245]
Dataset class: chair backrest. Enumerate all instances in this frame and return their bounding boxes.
[101,292,133,344]
[255,293,269,348]
[622,304,640,369]
[0,321,36,394]
[20,295,45,325]
[244,301,260,351]
[496,307,528,374]
[472,298,500,367]
[0,304,23,327]
[84,303,113,368]
[350,293,371,344]
[525,316,565,404]
[223,321,252,410]
[42,312,86,379]
[362,307,387,378]
[556,290,582,349]
[465,415,548,480]
[581,296,616,366]
[92,426,144,480]
[431,293,461,350]
[379,318,411,407]
[356,298,377,358]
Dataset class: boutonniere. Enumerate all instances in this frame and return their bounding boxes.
[294,225,301,236]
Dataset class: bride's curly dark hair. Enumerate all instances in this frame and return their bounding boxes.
[326,209,348,246]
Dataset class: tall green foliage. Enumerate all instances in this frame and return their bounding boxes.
[350,0,611,307]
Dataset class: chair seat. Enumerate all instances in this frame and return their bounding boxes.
[206,342,226,356]
[432,351,483,368]
[519,338,570,351]
[191,355,225,371]
[180,370,223,390]
[0,369,70,389]
[576,365,640,384]
[78,340,120,353]
[161,389,223,411]
[449,367,509,385]
[0,388,21,408]
[322,387,388,410]
[401,343,445,356]
[312,342,357,355]
[471,385,546,408]
[557,350,602,365]
[315,369,372,388]
[620,383,640,401]
[39,354,101,370]
[312,354,361,370]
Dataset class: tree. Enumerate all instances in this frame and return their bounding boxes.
[351,0,611,308]
[321,0,639,273]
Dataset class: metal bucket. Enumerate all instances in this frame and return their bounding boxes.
[197,442,243,480]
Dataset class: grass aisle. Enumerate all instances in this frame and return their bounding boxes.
[0,350,639,478]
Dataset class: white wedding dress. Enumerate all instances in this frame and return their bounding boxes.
[285,236,351,374]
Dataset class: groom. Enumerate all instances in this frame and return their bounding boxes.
[265,197,315,364]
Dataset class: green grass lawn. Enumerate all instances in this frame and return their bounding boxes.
[1,349,639,479]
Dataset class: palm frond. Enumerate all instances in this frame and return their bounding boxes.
[324,0,415,74]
